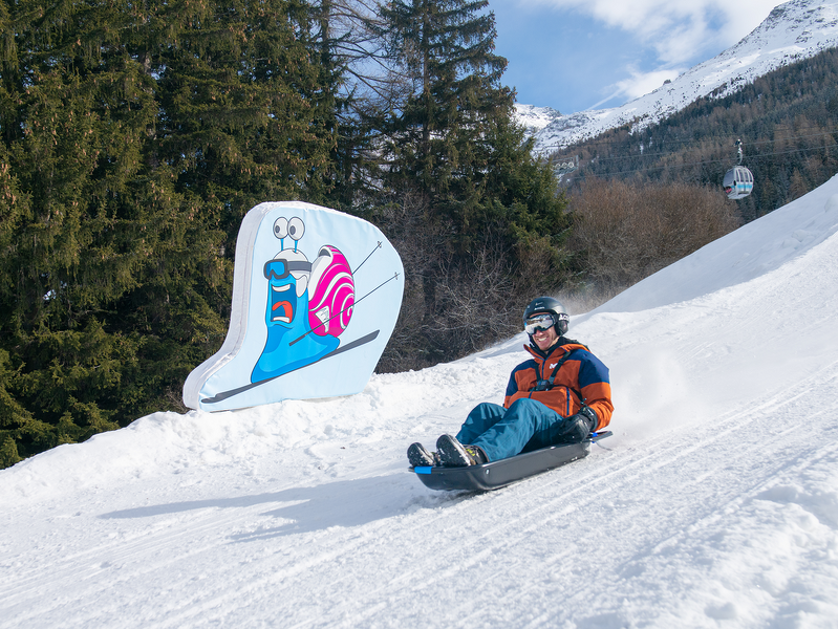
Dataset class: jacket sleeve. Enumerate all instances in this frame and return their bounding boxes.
[576,351,613,430]
[503,360,536,409]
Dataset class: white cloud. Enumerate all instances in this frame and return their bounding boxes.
[587,67,683,110]
[514,0,784,108]
[526,0,783,65]
[616,67,681,99]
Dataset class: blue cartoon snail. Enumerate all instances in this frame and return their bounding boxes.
[251,216,355,383]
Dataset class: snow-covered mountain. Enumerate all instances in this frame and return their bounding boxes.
[519,0,838,155]
[3,173,838,625]
[513,103,562,135]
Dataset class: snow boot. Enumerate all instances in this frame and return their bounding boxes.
[407,442,439,467]
[436,434,488,467]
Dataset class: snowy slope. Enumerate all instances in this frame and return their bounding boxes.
[514,103,562,135]
[3,176,838,626]
[523,0,838,155]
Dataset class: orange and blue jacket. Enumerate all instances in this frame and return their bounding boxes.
[504,341,613,430]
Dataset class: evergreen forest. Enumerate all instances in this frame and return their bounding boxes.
[0,0,834,467]
[555,47,838,224]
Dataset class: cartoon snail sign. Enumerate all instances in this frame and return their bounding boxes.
[183,201,404,412]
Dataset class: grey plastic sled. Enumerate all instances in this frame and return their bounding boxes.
[412,431,612,492]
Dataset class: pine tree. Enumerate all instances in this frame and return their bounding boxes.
[378,0,509,206]
[0,0,340,466]
[369,0,570,368]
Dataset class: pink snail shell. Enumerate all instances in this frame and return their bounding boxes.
[308,245,354,337]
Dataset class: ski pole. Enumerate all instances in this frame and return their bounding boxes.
[289,272,400,346]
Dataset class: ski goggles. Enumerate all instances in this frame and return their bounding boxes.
[263,259,312,280]
[524,313,556,335]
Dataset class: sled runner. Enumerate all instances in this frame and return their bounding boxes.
[412,431,612,492]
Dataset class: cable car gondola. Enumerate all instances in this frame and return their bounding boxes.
[723,139,754,200]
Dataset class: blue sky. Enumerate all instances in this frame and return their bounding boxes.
[491,0,786,113]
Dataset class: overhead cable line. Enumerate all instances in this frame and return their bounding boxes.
[539,125,838,160]
[566,143,838,181]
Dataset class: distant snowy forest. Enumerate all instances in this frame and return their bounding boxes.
[556,47,838,222]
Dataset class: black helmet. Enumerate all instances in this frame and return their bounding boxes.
[523,296,569,336]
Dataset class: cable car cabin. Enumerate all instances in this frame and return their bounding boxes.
[723,166,754,200]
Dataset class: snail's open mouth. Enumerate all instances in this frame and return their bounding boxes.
[270,284,294,323]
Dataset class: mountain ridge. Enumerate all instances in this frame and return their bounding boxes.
[516,0,838,155]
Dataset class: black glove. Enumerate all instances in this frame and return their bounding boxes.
[556,407,597,444]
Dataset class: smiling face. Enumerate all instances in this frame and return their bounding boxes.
[525,311,561,352]
[531,324,559,352]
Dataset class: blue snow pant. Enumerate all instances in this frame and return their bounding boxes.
[455,399,571,462]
